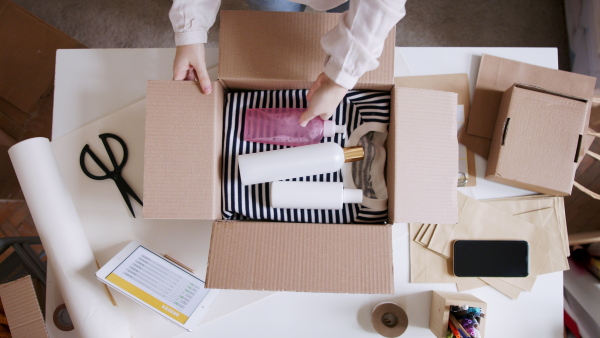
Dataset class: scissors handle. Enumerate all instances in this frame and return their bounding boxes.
[80,133,129,180]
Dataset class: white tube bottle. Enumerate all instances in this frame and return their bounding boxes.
[238,142,364,186]
[271,181,363,210]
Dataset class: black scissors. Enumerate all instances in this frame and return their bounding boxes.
[79,133,143,217]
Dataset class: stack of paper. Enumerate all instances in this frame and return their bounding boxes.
[410,193,570,299]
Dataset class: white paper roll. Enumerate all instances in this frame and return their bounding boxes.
[9,138,130,338]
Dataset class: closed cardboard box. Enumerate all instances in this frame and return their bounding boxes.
[0,276,48,338]
[459,54,596,159]
[486,84,588,196]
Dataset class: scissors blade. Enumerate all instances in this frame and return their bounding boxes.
[121,178,143,206]
[115,177,143,217]
[116,182,136,218]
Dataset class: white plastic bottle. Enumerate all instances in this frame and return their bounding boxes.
[237,142,364,186]
[271,181,363,210]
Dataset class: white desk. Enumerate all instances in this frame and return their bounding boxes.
[51,47,563,337]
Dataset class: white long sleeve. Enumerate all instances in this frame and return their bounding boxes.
[169,0,406,88]
[169,0,221,45]
[320,0,406,89]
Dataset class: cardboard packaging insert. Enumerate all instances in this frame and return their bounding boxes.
[486,84,589,196]
[144,11,458,294]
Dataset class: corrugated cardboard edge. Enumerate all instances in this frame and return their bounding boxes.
[144,81,223,219]
[218,10,394,90]
[429,291,487,338]
[513,83,588,103]
[485,85,515,189]
[0,276,48,338]
[206,221,394,294]
[388,85,458,224]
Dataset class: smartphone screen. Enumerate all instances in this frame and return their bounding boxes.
[453,240,529,277]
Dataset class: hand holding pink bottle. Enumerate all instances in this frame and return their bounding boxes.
[244,108,345,146]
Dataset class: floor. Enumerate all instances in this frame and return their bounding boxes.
[0,201,38,238]
[1,1,598,241]
[12,0,572,70]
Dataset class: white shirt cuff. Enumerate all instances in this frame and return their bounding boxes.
[323,57,359,90]
[174,30,207,46]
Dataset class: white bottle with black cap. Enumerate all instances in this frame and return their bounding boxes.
[271,181,363,210]
[238,142,364,186]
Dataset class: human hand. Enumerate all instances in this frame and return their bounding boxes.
[299,73,349,127]
[173,43,212,94]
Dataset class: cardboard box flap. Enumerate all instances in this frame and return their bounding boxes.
[469,54,597,140]
[144,81,223,219]
[388,85,458,224]
[0,276,48,338]
[218,10,394,90]
[0,0,84,112]
[513,83,588,103]
[394,74,478,187]
[206,221,394,294]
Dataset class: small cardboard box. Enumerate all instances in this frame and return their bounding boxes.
[429,291,487,338]
[459,54,596,159]
[144,11,459,294]
[486,84,589,196]
[0,276,48,338]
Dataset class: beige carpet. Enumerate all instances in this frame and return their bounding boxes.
[14,0,570,70]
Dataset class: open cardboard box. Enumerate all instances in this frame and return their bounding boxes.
[144,11,458,294]
[429,291,487,338]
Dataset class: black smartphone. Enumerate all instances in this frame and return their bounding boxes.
[453,240,529,277]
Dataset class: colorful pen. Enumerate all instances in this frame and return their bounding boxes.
[467,307,482,316]
[448,320,462,338]
[449,314,471,338]
[453,310,468,319]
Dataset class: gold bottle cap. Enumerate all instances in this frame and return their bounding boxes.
[343,146,364,163]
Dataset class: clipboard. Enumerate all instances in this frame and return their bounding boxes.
[395,74,477,187]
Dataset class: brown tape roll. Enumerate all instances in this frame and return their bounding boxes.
[53,304,74,331]
[371,302,408,337]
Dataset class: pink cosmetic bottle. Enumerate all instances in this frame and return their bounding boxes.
[243,108,345,146]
